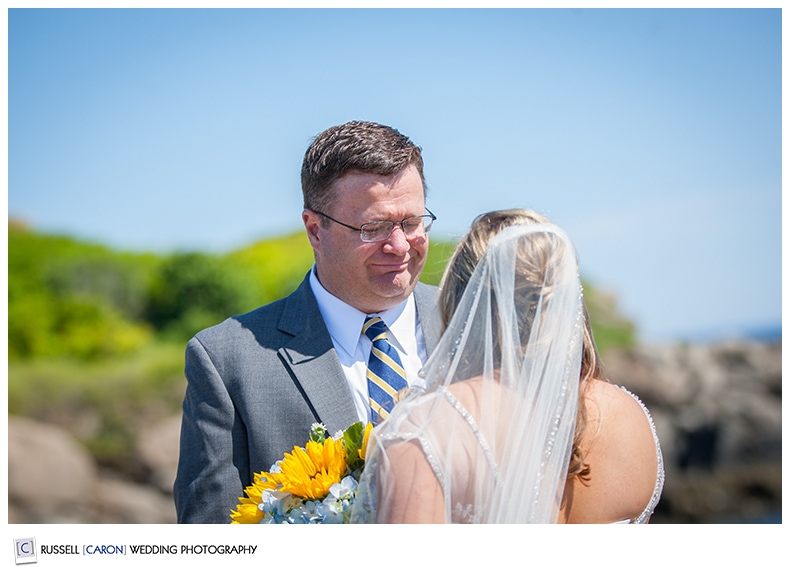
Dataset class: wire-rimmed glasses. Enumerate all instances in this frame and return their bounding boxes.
[313,208,437,243]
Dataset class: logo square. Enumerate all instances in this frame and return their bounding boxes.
[14,538,37,565]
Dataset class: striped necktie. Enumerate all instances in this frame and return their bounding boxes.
[363,316,408,425]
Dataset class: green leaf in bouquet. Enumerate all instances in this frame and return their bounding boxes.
[343,421,366,470]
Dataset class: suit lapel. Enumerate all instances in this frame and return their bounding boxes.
[276,276,358,433]
[414,282,441,355]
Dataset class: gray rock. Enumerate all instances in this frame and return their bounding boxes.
[91,476,177,524]
[135,414,182,494]
[605,341,782,465]
[8,416,98,523]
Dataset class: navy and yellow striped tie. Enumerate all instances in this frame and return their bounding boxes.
[363,316,408,425]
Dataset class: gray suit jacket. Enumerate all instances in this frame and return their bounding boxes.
[173,273,440,523]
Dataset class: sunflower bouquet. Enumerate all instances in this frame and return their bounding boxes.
[230,421,373,524]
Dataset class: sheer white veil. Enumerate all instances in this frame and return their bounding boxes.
[352,222,584,523]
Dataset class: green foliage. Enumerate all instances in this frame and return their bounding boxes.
[226,231,315,303]
[9,220,635,360]
[582,280,637,356]
[145,252,261,343]
[421,238,458,286]
[8,222,156,359]
[9,294,152,360]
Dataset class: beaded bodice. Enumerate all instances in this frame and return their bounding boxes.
[381,384,665,524]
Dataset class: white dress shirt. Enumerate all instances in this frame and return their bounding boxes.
[309,266,428,423]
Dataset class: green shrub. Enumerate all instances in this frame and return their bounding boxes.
[145,251,261,342]
[227,232,315,304]
[9,222,155,359]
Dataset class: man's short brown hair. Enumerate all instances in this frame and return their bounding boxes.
[301,120,425,213]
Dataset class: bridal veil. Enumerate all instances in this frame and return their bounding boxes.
[353,222,584,523]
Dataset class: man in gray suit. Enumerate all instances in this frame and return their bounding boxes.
[174,121,440,523]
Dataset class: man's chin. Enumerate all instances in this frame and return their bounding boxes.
[370,273,418,305]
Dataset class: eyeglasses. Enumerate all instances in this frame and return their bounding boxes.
[313,208,437,243]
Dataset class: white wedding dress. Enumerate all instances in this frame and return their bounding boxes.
[352,223,664,524]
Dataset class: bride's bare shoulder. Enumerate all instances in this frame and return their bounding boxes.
[584,379,656,458]
[565,378,659,523]
[446,376,490,405]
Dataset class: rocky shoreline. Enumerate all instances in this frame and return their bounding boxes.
[604,339,782,523]
[8,339,781,524]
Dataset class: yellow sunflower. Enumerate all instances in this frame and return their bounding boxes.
[230,471,278,524]
[265,436,347,500]
[230,496,263,524]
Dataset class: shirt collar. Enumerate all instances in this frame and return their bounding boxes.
[309,265,415,355]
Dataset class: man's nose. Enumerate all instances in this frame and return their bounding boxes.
[382,224,410,254]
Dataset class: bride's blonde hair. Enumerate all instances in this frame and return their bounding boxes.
[438,208,601,482]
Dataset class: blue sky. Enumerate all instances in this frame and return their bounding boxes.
[7,7,782,343]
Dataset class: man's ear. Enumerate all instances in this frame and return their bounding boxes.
[302,209,322,249]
